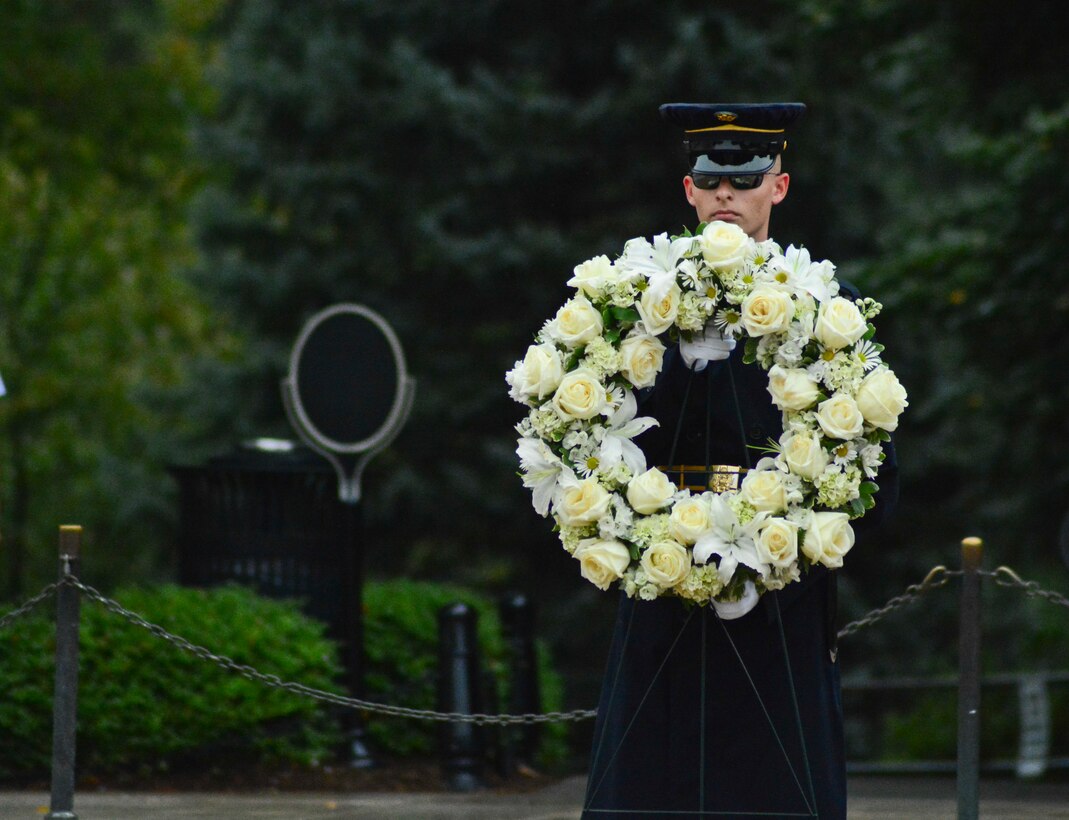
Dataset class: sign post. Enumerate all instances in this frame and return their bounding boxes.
[281,303,415,765]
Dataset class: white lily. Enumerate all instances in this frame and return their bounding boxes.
[692,494,770,585]
[769,245,840,303]
[595,389,657,475]
[620,233,694,303]
[516,437,565,516]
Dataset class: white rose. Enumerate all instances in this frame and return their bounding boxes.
[855,368,909,431]
[626,468,676,514]
[740,468,788,513]
[619,333,666,389]
[574,538,632,591]
[816,393,865,440]
[815,296,867,351]
[511,342,563,400]
[552,296,604,348]
[782,431,830,480]
[741,285,794,337]
[640,540,692,589]
[767,364,821,411]
[557,477,612,526]
[801,511,855,569]
[637,281,681,335]
[698,221,749,270]
[756,518,799,569]
[552,369,607,420]
[567,254,615,297]
[669,496,711,545]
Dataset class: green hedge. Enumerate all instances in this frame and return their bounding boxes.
[0,584,343,780]
[0,579,568,781]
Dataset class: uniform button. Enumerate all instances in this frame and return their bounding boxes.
[687,432,701,443]
[748,425,764,441]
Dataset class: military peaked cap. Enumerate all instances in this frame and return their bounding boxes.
[659,102,806,175]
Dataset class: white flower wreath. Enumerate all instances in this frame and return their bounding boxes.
[507,221,908,605]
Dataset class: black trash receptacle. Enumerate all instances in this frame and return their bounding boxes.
[169,440,371,760]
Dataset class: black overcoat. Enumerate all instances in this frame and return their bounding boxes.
[582,326,899,819]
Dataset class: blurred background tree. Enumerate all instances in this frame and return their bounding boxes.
[2,0,1067,754]
[0,0,237,595]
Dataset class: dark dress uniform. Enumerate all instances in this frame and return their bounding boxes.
[583,324,899,819]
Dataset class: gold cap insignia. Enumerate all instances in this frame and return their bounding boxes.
[715,112,738,123]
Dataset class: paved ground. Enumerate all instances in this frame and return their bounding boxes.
[4,776,1069,819]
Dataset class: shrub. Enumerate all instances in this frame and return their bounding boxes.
[0,578,569,781]
[0,584,343,780]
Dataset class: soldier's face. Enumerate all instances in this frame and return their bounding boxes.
[683,159,789,241]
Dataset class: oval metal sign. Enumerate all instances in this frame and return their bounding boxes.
[282,303,415,503]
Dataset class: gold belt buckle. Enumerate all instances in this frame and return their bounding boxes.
[708,464,742,493]
[660,464,745,493]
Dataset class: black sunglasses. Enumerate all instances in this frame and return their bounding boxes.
[690,172,777,191]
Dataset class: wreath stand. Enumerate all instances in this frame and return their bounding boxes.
[582,355,822,818]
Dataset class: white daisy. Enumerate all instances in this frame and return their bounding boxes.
[853,339,883,371]
[713,306,744,337]
[830,440,857,467]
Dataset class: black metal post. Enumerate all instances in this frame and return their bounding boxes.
[341,499,374,768]
[499,592,541,770]
[47,525,82,820]
[484,666,511,779]
[437,602,485,791]
[957,536,983,820]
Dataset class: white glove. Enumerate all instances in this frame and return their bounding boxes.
[679,323,736,372]
[712,580,760,620]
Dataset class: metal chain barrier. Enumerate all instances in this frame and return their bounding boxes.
[4,564,1064,723]
[838,563,1069,641]
[837,565,961,640]
[982,566,1069,610]
[0,582,60,633]
[64,575,596,726]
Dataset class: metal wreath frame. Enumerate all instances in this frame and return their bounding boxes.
[281,302,416,504]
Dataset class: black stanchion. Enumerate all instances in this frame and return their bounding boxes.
[437,602,486,791]
[957,536,983,820]
[499,592,542,770]
[483,666,511,779]
[47,525,82,820]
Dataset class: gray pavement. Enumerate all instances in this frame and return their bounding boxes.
[4,776,1069,819]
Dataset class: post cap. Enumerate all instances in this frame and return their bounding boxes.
[58,525,83,557]
[961,536,983,569]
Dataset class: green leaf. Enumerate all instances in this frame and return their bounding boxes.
[610,306,641,324]
[743,337,759,364]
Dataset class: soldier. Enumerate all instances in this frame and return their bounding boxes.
[582,102,899,819]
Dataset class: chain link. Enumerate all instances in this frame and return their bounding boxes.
[64,576,596,726]
[981,566,1069,610]
[0,582,60,633]
[838,565,961,640]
